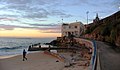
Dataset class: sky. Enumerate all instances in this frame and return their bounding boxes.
[0,0,120,38]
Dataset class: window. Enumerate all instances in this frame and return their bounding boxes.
[63,26,66,29]
[75,26,77,28]
[75,31,78,35]
[69,26,71,28]
[65,32,67,34]
[72,32,74,34]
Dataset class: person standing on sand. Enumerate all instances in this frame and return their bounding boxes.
[23,49,27,61]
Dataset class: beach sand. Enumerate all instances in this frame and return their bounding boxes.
[0,52,89,70]
[0,52,64,70]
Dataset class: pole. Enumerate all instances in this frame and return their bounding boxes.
[86,11,89,24]
[62,18,63,24]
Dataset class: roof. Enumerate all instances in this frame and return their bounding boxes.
[62,22,83,26]
[62,23,68,25]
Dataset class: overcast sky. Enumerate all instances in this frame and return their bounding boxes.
[0,0,120,38]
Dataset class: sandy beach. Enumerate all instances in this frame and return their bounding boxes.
[0,51,90,70]
[0,52,64,70]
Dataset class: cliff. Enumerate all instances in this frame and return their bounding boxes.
[84,11,120,47]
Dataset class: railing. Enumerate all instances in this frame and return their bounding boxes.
[90,40,97,70]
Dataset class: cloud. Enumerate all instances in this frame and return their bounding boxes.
[38,26,61,33]
[50,10,73,18]
[35,19,47,21]
[42,29,61,33]
[64,0,116,9]
[29,23,60,26]
[24,9,49,18]
[70,0,89,6]
[3,4,49,19]
[22,7,73,19]
[0,17,17,21]
[49,0,89,7]
[0,0,73,19]
[60,14,73,18]
[0,24,16,30]
[0,23,61,33]
[0,24,39,30]
[111,0,120,8]
[0,0,118,31]
[4,0,55,5]
[92,11,108,14]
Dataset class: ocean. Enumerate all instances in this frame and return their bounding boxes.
[0,37,56,56]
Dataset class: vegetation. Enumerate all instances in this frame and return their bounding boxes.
[100,22,113,36]
[85,24,98,34]
[84,11,120,47]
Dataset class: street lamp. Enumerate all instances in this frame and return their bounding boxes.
[62,18,63,24]
[86,11,89,24]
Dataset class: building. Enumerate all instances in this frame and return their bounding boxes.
[84,13,100,30]
[61,22,85,37]
[93,13,100,23]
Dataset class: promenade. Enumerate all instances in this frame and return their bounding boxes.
[96,41,120,70]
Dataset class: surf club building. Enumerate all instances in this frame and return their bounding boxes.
[61,22,85,37]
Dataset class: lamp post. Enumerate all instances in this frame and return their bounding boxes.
[62,18,63,24]
[86,11,89,24]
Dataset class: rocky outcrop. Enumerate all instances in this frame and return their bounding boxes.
[115,23,120,47]
[84,11,120,47]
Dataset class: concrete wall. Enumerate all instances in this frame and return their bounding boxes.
[75,38,97,70]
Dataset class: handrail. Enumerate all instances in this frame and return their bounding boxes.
[91,40,97,70]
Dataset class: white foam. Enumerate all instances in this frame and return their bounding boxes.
[0,55,18,59]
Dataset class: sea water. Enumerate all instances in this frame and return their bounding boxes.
[0,37,55,56]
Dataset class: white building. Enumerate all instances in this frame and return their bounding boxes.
[61,22,85,37]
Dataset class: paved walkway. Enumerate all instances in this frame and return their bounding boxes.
[96,41,120,70]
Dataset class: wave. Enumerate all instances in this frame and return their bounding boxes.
[0,46,27,50]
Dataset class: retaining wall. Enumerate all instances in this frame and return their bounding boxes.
[75,38,97,70]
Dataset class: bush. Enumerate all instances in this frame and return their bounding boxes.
[85,25,98,34]
[110,29,117,43]
[101,22,113,36]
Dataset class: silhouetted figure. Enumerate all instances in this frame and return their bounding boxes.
[23,49,27,61]
[49,45,51,48]
[39,44,41,48]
